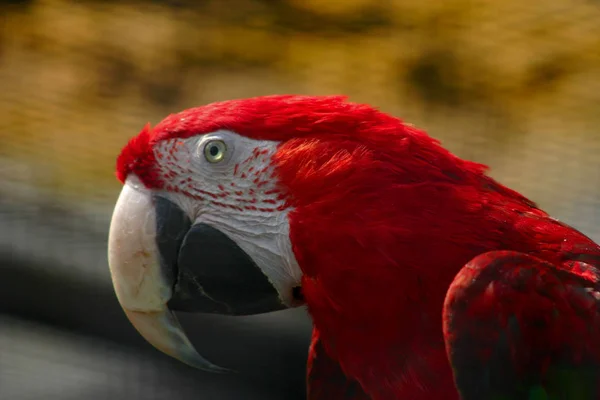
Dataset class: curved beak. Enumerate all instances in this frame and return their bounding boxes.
[107,177,286,371]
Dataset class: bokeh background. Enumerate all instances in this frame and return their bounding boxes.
[0,0,599,399]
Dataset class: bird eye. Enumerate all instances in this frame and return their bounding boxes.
[203,140,227,163]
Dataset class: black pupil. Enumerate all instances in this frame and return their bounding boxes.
[209,145,220,157]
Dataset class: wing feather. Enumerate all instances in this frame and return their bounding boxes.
[443,250,600,400]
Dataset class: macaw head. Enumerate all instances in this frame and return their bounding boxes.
[108,95,493,377]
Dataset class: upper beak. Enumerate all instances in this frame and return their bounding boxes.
[107,176,286,371]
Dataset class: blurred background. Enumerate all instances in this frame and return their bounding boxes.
[0,0,598,399]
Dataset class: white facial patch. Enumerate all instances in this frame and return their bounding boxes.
[152,130,303,306]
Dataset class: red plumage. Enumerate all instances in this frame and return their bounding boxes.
[116,122,159,185]
[443,252,600,399]
[117,95,600,399]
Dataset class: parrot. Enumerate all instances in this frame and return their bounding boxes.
[107,95,600,400]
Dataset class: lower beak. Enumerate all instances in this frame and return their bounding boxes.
[107,177,286,371]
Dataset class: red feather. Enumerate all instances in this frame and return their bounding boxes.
[443,251,600,399]
[116,95,600,399]
[116,122,160,185]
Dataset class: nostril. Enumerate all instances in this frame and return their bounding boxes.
[292,286,304,302]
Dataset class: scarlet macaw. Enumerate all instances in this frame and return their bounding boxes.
[107,95,600,399]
